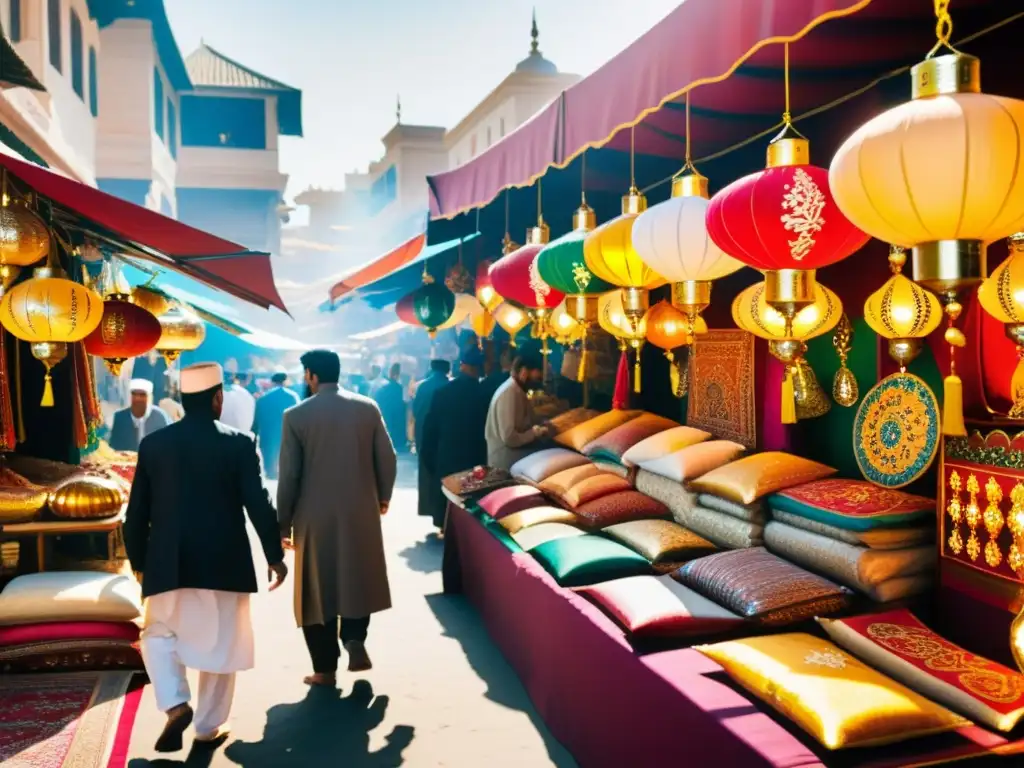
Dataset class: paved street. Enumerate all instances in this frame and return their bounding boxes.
[127,457,574,767]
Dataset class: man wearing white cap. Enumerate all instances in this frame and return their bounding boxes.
[124,362,288,753]
[108,378,171,451]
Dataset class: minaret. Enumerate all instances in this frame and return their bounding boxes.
[531,8,540,55]
[396,94,402,125]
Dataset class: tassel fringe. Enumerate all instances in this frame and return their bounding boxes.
[781,367,797,425]
[943,374,967,436]
[41,373,54,408]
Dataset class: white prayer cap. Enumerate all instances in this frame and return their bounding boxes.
[129,379,153,395]
[180,362,224,394]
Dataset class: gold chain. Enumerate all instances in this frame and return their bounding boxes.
[935,0,953,47]
[782,42,792,125]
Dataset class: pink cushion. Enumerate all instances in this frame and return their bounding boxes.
[573,490,671,529]
[477,485,546,519]
[582,414,680,463]
[0,621,140,646]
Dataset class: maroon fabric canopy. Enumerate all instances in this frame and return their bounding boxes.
[0,152,286,312]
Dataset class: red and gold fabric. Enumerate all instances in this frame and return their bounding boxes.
[572,490,670,530]
[686,329,758,449]
[769,478,935,532]
[689,451,836,506]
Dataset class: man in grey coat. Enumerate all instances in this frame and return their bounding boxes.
[484,353,551,471]
[277,349,397,686]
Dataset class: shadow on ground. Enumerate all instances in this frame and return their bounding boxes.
[397,533,443,574]
[426,593,575,767]
[128,681,413,768]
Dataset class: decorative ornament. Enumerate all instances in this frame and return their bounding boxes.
[646,300,703,398]
[491,301,530,347]
[48,475,126,520]
[948,470,964,556]
[131,284,172,317]
[84,262,162,375]
[864,246,942,371]
[983,476,1005,569]
[966,473,981,562]
[598,289,647,395]
[155,303,206,364]
[0,175,48,269]
[0,264,19,297]
[978,233,1024,418]
[410,277,456,339]
[853,372,940,489]
[548,301,582,347]
[474,259,502,313]
[941,298,967,437]
[831,314,858,407]
[445,261,472,295]
[792,358,831,420]
[1007,482,1024,574]
[468,302,496,345]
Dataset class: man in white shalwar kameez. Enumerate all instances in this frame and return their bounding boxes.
[125,362,287,753]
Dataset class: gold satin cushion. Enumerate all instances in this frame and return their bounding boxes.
[554,410,642,452]
[563,474,633,509]
[690,452,837,505]
[499,506,580,534]
[539,464,604,497]
[547,408,601,435]
[697,633,970,749]
[620,425,713,468]
[601,519,717,564]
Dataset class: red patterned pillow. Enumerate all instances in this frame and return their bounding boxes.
[0,621,143,674]
[562,474,633,509]
[573,490,670,529]
[477,485,546,519]
[581,413,680,464]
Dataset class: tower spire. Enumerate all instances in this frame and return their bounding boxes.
[530,8,539,54]
[396,94,401,124]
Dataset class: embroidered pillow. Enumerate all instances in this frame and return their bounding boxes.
[696,633,969,749]
[601,519,717,565]
[636,440,746,483]
[512,522,587,551]
[698,494,765,524]
[554,410,643,452]
[499,506,580,534]
[620,425,713,468]
[581,413,680,464]
[572,490,671,530]
[562,474,633,509]
[770,509,935,550]
[529,535,652,587]
[476,485,546,520]
[510,448,591,485]
[768,479,935,532]
[819,609,1024,732]
[0,572,142,626]
[689,452,837,505]
[673,547,852,626]
[538,464,603,497]
[576,575,742,639]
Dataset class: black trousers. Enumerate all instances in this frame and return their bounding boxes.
[302,617,370,674]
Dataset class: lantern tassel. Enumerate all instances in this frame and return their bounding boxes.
[612,350,629,410]
[781,366,797,425]
[633,352,642,394]
[943,374,967,436]
[41,371,54,408]
[577,336,588,383]
[1011,353,1024,420]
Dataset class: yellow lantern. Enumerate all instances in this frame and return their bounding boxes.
[0,199,48,269]
[131,285,172,317]
[156,303,206,364]
[864,247,943,371]
[548,300,583,346]
[599,289,647,393]
[979,232,1024,417]
[491,301,530,347]
[468,302,496,344]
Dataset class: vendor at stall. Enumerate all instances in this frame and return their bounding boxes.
[109,379,172,452]
[484,353,550,470]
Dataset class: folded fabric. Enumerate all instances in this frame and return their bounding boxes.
[0,621,140,646]
[510,448,591,485]
[499,506,580,534]
[547,407,601,435]
[476,485,546,519]
[601,519,717,565]
[764,522,934,593]
[636,440,746,483]
[697,494,765,523]
[673,547,852,626]
[690,452,837,505]
[864,573,933,603]
[562,474,633,509]
[581,413,680,464]
[620,425,713,468]
[576,574,743,639]
[697,632,969,749]
[0,572,142,626]
[768,478,935,531]
[635,469,699,527]
[572,490,670,529]
[554,410,643,452]
[820,609,1024,733]
[538,464,603,497]
[512,522,587,551]
[593,460,632,480]
[673,506,764,550]
[530,535,652,587]
[770,509,935,550]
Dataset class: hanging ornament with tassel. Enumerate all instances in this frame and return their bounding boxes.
[942,298,967,436]
[832,313,859,407]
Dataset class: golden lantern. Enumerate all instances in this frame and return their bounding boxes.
[468,301,496,345]
[831,314,859,407]
[0,264,19,297]
[48,476,126,520]
[646,300,700,398]
[978,232,1024,417]
[156,303,206,364]
[131,284,172,317]
[491,301,530,347]
[864,246,943,371]
[599,289,648,393]
[0,197,48,269]
[548,300,583,346]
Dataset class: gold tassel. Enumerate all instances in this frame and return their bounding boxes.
[781,366,797,424]
[41,371,54,407]
[943,300,967,437]
[577,341,587,383]
[1011,353,1024,419]
[633,349,642,394]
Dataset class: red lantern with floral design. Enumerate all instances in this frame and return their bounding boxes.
[84,297,162,375]
[488,230,565,313]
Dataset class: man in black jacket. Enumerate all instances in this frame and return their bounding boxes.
[125,362,287,753]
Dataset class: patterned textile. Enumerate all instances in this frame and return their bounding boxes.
[855,373,940,489]
[0,572,142,626]
[764,522,935,595]
[676,506,764,550]
[769,478,935,532]
[562,474,633,509]
[581,413,680,464]
[576,574,742,639]
[572,491,671,530]
[770,509,935,550]
[620,425,712,469]
[696,633,968,749]
[554,410,642,452]
[686,329,757,449]
[601,519,717,564]
[636,440,746,483]
[820,609,1024,732]
[498,506,580,534]
[673,547,852,626]
[529,534,652,587]
[512,522,587,551]
[476,485,546,520]
[538,464,603,497]
[547,408,601,435]
[510,448,591,485]
[689,451,837,505]
[634,470,699,527]
[697,494,766,523]
[442,467,512,498]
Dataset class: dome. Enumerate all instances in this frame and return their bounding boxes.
[516,12,558,75]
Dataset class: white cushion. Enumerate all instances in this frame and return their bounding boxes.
[0,571,142,626]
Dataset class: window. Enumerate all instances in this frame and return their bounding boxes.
[48,0,61,71]
[88,47,98,116]
[180,95,267,149]
[500,118,506,137]
[486,126,492,147]
[167,99,177,158]
[153,68,164,140]
[70,10,83,98]
[10,0,21,42]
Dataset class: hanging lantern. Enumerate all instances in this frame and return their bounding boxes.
[863,246,943,371]
[436,293,477,331]
[469,302,496,344]
[131,284,172,317]
[548,300,583,346]
[0,198,48,269]
[445,261,472,294]
[411,280,456,339]
[396,291,418,325]
[832,314,859,407]
[84,264,162,376]
[598,289,648,395]
[156,303,206,364]
[978,232,1024,417]
[474,260,502,312]
[646,300,700,398]
[0,264,19,297]
[492,301,530,346]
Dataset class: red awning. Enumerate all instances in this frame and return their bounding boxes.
[0,152,286,312]
[328,232,426,303]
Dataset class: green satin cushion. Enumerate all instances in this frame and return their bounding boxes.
[530,534,652,587]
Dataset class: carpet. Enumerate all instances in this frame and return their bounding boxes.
[0,672,142,768]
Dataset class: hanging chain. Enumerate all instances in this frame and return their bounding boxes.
[504,188,510,237]
[676,90,698,177]
[581,152,587,204]
[629,125,636,189]
[537,178,542,222]
[935,0,953,47]
[782,42,792,125]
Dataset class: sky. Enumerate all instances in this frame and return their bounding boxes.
[164,0,682,210]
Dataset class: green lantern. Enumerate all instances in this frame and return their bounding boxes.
[412,280,455,338]
[536,215,614,298]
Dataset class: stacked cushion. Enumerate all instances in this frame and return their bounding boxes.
[0,621,142,673]
[530,535,652,587]
[538,464,603,497]
[573,490,670,530]
[635,440,745,483]
[635,469,699,525]
[690,452,837,505]
[477,485,546,519]
[554,410,642,452]
[546,407,601,435]
[512,522,586,551]
[698,494,766,524]
[673,547,852,626]
[0,571,142,626]
[581,413,680,464]
[499,506,579,534]
[593,461,633,480]
[768,479,935,531]
[601,519,717,570]
[620,425,712,468]
[771,509,934,550]
[562,474,633,509]
[510,448,591,486]
[576,575,743,639]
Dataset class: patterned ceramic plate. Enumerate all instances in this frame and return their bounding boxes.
[854,373,940,489]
